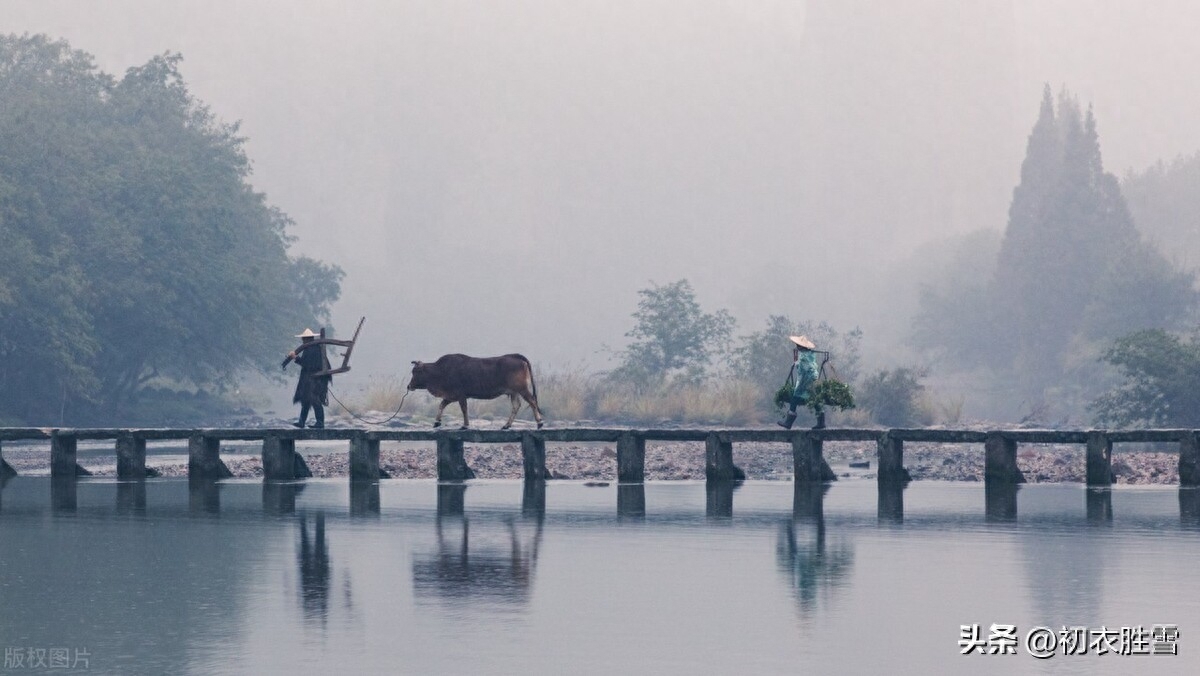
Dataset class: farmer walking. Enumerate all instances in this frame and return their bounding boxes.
[778,335,821,430]
[283,328,332,429]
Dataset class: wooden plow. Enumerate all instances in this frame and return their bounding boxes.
[287,316,366,377]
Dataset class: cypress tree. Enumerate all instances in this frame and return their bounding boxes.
[990,86,1195,405]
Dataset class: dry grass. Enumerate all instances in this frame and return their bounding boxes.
[352,370,775,425]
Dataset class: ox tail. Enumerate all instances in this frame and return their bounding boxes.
[519,354,538,402]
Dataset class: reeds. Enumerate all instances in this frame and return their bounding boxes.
[350,369,775,425]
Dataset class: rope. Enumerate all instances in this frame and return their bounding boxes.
[327,379,412,426]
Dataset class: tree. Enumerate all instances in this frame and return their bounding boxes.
[915,85,1196,415]
[1122,152,1200,271]
[1089,329,1200,427]
[0,35,343,424]
[857,367,932,426]
[731,315,861,393]
[611,279,734,385]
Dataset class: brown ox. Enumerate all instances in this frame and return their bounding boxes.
[408,353,544,429]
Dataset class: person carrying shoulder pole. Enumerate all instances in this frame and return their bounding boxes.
[778,335,821,430]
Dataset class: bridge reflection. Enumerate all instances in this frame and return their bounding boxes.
[777,483,855,617]
[297,512,332,624]
[3,476,1200,528]
[412,483,545,610]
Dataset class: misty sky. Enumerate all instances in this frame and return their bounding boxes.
[6,0,1200,394]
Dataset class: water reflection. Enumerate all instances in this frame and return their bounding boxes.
[522,479,545,518]
[1086,488,1113,525]
[50,476,76,513]
[1181,488,1200,529]
[617,484,645,519]
[792,482,827,520]
[189,478,221,515]
[985,483,1019,522]
[705,480,740,519]
[437,483,466,516]
[116,480,147,515]
[264,482,305,515]
[350,480,380,516]
[298,512,332,625]
[777,483,854,617]
[0,470,11,513]
[877,481,906,525]
[413,484,544,609]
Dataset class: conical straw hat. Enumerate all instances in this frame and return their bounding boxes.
[789,335,816,350]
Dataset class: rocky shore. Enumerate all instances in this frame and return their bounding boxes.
[3,437,1179,484]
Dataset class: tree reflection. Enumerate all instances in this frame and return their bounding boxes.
[776,483,854,618]
[298,511,332,625]
[412,485,544,609]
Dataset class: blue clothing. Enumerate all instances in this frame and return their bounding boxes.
[786,351,820,414]
[792,351,819,400]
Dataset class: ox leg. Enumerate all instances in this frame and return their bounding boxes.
[521,389,544,429]
[434,399,452,428]
[458,399,469,429]
[502,394,520,430]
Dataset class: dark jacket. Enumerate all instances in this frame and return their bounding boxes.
[292,341,332,406]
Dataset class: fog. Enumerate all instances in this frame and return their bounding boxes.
[7,0,1200,396]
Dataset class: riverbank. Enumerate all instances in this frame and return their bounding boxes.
[3,438,1179,484]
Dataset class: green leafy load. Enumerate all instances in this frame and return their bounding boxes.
[774,379,856,416]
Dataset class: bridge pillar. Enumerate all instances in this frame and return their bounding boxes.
[1085,431,1114,487]
[1180,432,1200,487]
[984,433,1025,484]
[705,433,745,482]
[116,433,147,479]
[188,435,232,480]
[262,435,302,481]
[350,432,381,482]
[793,432,835,482]
[876,432,911,484]
[0,441,16,481]
[617,432,645,483]
[521,432,548,481]
[51,432,88,478]
[437,436,474,482]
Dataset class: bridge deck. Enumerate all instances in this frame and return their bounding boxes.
[1,426,1197,487]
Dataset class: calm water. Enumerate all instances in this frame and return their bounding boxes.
[1,477,1198,675]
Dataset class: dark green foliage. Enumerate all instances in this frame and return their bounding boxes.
[857,368,930,426]
[773,382,793,410]
[806,379,856,416]
[0,35,342,424]
[773,378,855,416]
[611,279,734,385]
[1089,329,1200,427]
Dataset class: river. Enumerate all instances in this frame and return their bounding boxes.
[1,478,1197,675]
